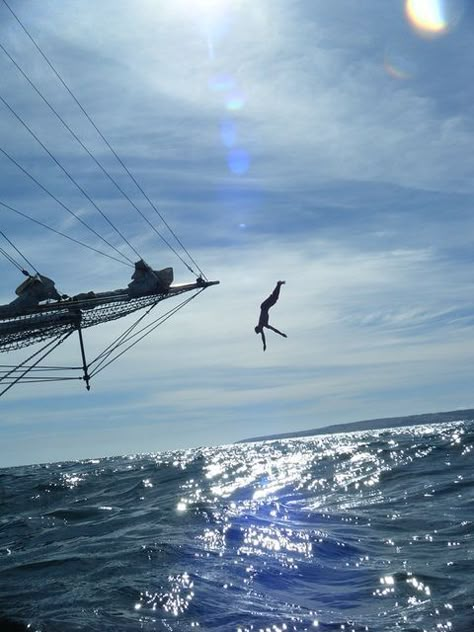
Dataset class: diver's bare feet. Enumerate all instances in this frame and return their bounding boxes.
[277,280,286,285]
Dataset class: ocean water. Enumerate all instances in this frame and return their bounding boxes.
[0,420,473,632]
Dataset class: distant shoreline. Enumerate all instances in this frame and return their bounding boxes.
[238,408,474,444]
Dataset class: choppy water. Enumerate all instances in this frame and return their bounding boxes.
[1,420,473,632]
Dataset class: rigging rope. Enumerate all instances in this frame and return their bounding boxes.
[0,364,80,371]
[0,92,140,264]
[0,199,131,267]
[0,136,136,266]
[0,375,80,383]
[89,301,160,370]
[0,146,132,266]
[1,0,206,280]
[0,330,74,396]
[0,40,200,275]
[0,144,132,265]
[0,230,39,276]
[0,245,25,274]
[89,289,204,377]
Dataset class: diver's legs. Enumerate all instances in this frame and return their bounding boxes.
[260,282,284,310]
[267,324,287,337]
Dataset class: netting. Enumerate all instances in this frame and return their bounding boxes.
[0,285,197,352]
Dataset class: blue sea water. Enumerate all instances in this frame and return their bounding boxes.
[0,419,473,632]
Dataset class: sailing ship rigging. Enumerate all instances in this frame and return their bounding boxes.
[0,0,219,397]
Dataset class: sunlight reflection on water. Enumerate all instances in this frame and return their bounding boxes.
[160,422,471,630]
[1,422,472,631]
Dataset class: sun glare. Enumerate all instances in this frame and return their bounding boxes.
[175,0,237,18]
[405,0,464,37]
[405,0,446,35]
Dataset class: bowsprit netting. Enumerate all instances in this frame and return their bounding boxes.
[0,277,218,396]
[0,283,212,353]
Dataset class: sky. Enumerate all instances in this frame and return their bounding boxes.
[0,0,473,467]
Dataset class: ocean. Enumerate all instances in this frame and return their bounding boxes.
[0,419,473,632]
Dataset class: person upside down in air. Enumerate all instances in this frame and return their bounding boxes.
[255,281,287,351]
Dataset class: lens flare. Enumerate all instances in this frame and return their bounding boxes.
[383,47,416,80]
[405,0,464,37]
[227,148,250,175]
[208,74,235,93]
[405,0,445,34]
[220,119,237,147]
[226,91,246,111]
[384,61,410,80]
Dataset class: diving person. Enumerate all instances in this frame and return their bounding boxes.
[255,281,287,351]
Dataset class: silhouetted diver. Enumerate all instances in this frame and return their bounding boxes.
[255,281,287,351]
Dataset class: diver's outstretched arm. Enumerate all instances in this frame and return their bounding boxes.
[267,325,287,338]
[260,330,267,351]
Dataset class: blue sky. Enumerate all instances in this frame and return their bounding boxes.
[1,0,473,467]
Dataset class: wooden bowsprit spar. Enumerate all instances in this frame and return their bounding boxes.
[0,268,219,396]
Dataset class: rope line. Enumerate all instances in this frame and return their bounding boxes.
[0,40,200,274]
[1,0,206,279]
[0,229,37,274]
[0,146,132,265]
[0,330,74,396]
[0,364,80,371]
[0,92,140,264]
[0,376,81,383]
[88,301,159,370]
[0,199,131,267]
[0,245,24,273]
[89,289,204,377]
